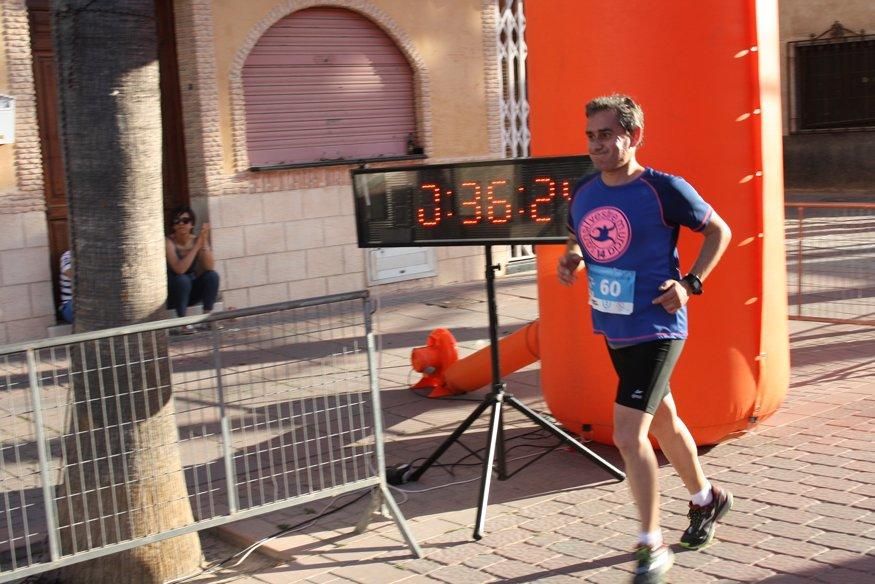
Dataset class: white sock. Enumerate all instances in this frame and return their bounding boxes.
[637,530,663,548]
[691,482,713,506]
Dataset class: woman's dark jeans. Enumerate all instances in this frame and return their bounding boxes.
[167,270,220,317]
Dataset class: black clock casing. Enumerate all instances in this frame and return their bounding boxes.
[351,155,594,247]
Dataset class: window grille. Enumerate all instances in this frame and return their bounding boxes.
[497,0,530,158]
[789,21,874,132]
[496,1,535,268]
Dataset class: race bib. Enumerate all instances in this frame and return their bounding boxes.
[587,264,635,315]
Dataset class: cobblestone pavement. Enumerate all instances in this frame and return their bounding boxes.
[184,275,875,584]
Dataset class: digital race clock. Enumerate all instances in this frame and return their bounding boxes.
[351,155,594,247]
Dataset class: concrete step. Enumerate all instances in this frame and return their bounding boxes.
[47,323,72,338]
[164,301,224,320]
[47,302,224,339]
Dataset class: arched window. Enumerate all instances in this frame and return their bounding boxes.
[242,7,418,167]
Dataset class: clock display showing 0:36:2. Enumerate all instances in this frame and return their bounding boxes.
[414,176,574,227]
[352,155,594,246]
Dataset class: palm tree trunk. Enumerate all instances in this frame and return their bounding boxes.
[52,1,202,581]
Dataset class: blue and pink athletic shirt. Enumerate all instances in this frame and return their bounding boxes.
[567,168,712,345]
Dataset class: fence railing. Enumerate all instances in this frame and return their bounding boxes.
[0,291,419,582]
[785,201,875,325]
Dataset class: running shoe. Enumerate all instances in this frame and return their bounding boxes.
[633,544,674,584]
[680,485,734,549]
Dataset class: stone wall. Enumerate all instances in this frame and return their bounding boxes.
[0,1,55,343]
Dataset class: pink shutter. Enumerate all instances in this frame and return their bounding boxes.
[243,7,416,166]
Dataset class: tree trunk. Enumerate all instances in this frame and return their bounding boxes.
[52,1,202,581]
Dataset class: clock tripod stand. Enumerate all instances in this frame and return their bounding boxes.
[407,245,626,540]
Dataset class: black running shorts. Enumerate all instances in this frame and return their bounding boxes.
[606,339,685,415]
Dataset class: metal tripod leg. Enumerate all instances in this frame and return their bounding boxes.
[473,391,504,539]
[408,394,494,482]
[505,394,625,480]
[405,245,624,540]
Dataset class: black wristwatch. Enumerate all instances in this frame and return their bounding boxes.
[681,273,703,295]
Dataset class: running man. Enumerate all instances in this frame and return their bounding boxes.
[558,94,734,584]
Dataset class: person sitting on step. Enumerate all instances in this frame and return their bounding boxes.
[166,205,220,327]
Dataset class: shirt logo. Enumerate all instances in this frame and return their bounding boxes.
[579,206,631,262]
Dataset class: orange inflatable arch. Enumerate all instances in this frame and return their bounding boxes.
[412,1,790,446]
[524,0,790,445]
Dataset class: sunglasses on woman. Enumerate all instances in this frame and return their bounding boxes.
[173,216,193,225]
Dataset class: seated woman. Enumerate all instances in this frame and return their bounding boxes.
[166,205,220,318]
[58,249,74,323]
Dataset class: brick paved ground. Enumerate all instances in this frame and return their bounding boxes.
[189,275,875,583]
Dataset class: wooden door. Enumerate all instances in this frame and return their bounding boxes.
[155,0,189,217]
[28,1,67,310]
[28,0,189,311]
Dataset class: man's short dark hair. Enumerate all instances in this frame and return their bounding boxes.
[585,94,645,134]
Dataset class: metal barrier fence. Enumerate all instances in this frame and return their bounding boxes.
[785,202,875,325]
[0,291,420,582]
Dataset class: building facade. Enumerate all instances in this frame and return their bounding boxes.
[0,0,531,342]
[780,0,874,194]
[7,1,864,342]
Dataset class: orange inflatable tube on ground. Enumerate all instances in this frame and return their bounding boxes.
[525,0,789,445]
[411,322,540,397]
[445,321,540,393]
